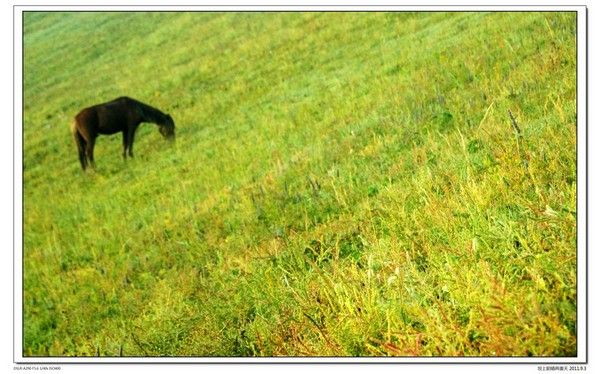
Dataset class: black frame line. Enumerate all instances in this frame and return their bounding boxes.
[11,4,589,7]
[14,5,588,366]
[585,6,589,368]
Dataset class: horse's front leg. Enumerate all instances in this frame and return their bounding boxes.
[126,127,136,158]
[122,130,128,159]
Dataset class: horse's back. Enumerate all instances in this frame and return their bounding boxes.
[77,97,142,135]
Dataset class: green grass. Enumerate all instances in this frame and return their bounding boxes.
[23,11,577,357]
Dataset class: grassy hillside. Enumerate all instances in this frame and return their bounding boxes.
[23,11,577,357]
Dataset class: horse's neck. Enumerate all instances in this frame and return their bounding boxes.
[138,102,164,124]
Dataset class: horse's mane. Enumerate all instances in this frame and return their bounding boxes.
[123,97,167,124]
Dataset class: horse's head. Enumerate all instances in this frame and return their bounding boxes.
[159,114,175,141]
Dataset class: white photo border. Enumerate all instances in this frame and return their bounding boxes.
[13,3,588,365]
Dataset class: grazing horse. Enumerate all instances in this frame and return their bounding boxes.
[70,96,175,170]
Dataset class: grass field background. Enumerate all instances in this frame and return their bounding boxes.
[23,12,577,356]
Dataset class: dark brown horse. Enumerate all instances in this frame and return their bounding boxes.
[71,96,175,170]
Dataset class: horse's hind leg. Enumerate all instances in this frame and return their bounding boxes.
[73,130,88,170]
[85,136,96,169]
[78,141,88,170]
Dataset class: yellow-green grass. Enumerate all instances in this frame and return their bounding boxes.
[23,12,577,356]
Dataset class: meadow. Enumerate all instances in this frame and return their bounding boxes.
[23,11,577,356]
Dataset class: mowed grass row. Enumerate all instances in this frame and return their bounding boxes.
[23,12,577,356]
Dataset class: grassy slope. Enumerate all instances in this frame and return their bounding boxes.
[23,12,577,356]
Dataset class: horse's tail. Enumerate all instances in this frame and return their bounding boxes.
[71,119,87,170]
